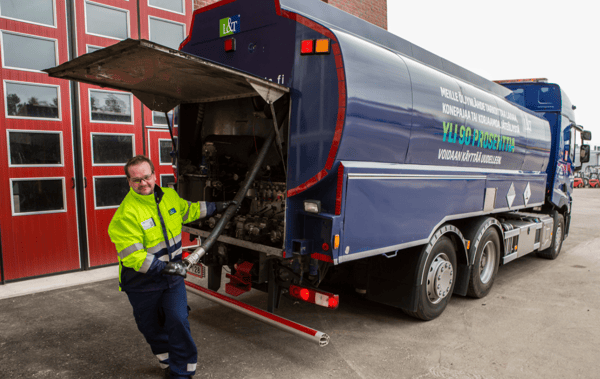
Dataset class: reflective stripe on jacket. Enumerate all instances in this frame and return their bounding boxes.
[108,186,207,292]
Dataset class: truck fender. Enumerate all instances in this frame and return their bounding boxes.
[416,224,469,296]
[364,224,467,313]
[459,217,504,297]
[461,217,505,266]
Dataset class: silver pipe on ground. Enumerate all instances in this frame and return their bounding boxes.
[185,281,330,347]
[184,130,276,268]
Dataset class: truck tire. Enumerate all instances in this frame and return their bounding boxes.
[467,227,500,298]
[405,236,457,321]
[536,212,564,260]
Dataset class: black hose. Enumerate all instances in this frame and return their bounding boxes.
[197,130,276,254]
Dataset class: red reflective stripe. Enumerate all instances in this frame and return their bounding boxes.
[335,163,344,215]
[337,79,347,104]
[184,281,318,337]
[325,106,345,170]
[198,0,237,13]
[274,0,282,16]
[286,169,328,197]
[334,53,344,69]
[282,11,346,193]
[282,11,335,40]
[324,45,346,170]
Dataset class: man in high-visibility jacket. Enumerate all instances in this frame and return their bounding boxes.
[109,155,232,379]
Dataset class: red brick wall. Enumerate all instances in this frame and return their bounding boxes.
[193,0,387,30]
[326,0,386,29]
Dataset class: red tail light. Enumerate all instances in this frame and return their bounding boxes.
[289,285,339,309]
[335,163,344,215]
[224,38,236,52]
[301,40,314,54]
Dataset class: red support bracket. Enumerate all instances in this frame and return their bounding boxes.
[225,261,254,296]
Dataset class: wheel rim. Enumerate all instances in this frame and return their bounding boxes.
[427,253,454,304]
[479,240,496,284]
[554,225,563,254]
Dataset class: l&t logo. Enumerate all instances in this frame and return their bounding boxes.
[219,15,241,37]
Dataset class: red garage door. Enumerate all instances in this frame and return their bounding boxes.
[0,0,80,280]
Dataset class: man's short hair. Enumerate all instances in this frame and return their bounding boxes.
[124,155,155,178]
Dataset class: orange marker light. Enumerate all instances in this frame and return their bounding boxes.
[315,39,330,54]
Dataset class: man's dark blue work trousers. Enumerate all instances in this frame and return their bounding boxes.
[126,280,197,379]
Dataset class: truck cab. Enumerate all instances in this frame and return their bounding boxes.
[500,80,577,207]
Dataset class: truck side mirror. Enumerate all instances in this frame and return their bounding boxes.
[580,145,590,163]
[582,130,592,141]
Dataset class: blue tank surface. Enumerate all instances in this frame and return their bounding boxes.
[180,0,555,262]
[277,0,554,261]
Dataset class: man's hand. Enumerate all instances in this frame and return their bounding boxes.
[161,262,188,278]
[216,200,238,213]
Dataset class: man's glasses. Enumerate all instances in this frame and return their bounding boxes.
[129,172,154,184]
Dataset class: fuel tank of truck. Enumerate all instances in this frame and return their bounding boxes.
[332,29,551,173]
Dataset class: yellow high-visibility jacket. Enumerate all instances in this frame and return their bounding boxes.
[108,186,207,292]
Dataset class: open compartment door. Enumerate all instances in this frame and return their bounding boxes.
[44,39,288,112]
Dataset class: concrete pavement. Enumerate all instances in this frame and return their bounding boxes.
[0,266,118,301]
[1,189,599,379]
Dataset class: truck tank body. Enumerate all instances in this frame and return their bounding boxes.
[179,0,552,262]
[44,0,556,266]
[329,29,552,262]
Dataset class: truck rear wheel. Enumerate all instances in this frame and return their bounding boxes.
[405,236,457,321]
[467,227,500,298]
[536,212,564,260]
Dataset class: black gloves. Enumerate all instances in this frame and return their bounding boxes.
[216,200,238,213]
[161,262,188,278]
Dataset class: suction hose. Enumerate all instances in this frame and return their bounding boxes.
[183,130,276,268]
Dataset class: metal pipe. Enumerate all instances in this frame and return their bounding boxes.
[185,281,330,347]
[164,111,177,152]
[184,130,276,267]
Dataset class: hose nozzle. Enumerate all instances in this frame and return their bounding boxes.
[183,247,207,269]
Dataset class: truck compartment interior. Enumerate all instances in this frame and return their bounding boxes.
[177,95,290,251]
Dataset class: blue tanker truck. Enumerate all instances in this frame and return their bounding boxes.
[47,0,591,344]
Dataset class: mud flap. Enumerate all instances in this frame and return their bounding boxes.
[452,264,471,296]
[365,246,423,313]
